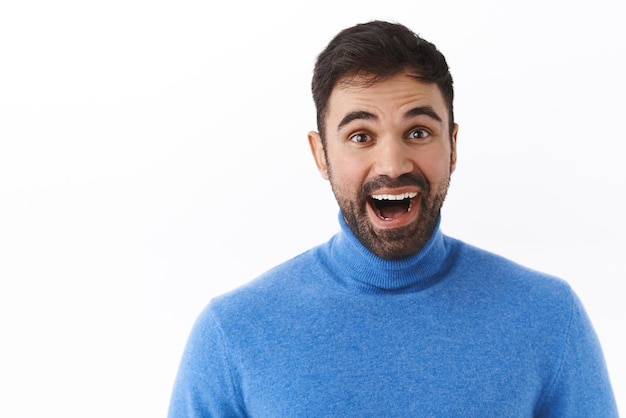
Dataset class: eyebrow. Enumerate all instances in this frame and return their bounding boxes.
[336,106,443,132]
[337,111,376,131]
[404,106,443,123]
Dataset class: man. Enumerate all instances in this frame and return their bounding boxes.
[169,21,617,416]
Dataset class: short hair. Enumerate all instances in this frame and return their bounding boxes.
[312,20,454,142]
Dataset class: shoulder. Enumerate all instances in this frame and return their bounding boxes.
[444,236,575,310]
[447,236,570,286]
[207,244,328,326]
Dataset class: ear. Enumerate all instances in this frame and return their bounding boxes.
[450,123,459,173]
[308,131,329,180]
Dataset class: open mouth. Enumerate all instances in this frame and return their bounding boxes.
[368,192,418,221]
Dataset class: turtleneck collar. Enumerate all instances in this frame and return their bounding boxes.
[321,212,450,294]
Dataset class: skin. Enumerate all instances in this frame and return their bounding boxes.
[308,72,458,260]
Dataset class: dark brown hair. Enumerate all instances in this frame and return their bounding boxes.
[312,21,454,141]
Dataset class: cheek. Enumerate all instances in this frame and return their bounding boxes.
[416,150,453,182]
[328,155,369,193]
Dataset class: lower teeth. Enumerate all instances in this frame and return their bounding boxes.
[373,198,413,220]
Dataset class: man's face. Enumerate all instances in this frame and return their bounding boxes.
[308,73,458,260]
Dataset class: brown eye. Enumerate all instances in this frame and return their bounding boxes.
[408,129,430,140]
[350,133,370,143]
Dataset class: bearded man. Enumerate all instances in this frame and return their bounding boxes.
[169,21,617,417]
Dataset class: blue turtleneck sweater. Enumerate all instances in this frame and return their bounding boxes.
[169,215,617,417]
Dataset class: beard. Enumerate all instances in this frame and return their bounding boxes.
[329,171,450,260]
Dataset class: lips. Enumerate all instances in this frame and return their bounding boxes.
[368,191,418,221]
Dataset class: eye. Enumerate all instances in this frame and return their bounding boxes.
[408,128,430,140]
[349,133,370,143]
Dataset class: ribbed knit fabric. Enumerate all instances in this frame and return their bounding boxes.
[169,214,617,417]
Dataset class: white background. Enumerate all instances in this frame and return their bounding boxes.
[1,0,624,416]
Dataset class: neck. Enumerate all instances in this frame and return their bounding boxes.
[321,213,449,294]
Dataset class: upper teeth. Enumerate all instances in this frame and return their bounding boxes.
[371,192,418,201]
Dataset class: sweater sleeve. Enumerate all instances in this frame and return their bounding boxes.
[536,290,618,417]
[168,305,246,418]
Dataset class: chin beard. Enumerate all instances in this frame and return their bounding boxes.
[342,195,443,260]
[334,173,449,260]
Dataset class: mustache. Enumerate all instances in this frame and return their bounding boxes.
[362,173,430,197]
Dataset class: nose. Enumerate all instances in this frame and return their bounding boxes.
[372,137,414,179]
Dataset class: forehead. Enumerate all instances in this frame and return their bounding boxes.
[326,73,449,125]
